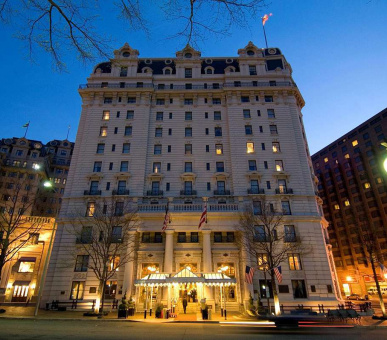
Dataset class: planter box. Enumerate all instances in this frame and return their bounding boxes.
[128,308,135,316]
[118,309,128,319]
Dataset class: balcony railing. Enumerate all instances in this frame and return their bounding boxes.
[213,190,231,196]
[138,203,240,212]
[284,235,298,243]
[112,189,130,196]
[275,188,294,194]
[247,188,265,195]
[79,83,153,89]
[180,190,197,196]
[146,190,163,196]
[224,81,295,88]
[84,190,102,196]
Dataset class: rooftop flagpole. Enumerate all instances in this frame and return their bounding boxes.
[22,121,30,138]
[66,125,71,140]
[261,13,273,49]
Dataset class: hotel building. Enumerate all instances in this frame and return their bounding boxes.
[42,42,339,313]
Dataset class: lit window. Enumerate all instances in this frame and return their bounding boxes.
[18,260,35,273]
[215,144,223,155]
[246,142,254,153]
[352,140,358,146]
[272,142,280,153]
[275,160,284,172]
[334,204,340,210]
[344,154,350,159]
[376,177,383,184]
[324,157,328,163]
[288,254,302,270]
[102,111,110,120]
[364,182,371,189]
[100,127,107,137]
[344,200,350,206]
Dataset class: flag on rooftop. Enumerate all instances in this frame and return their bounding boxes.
[262,13,272,26]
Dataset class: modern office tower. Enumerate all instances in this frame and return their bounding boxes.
[43,42,339,313]
[0,137,73,302]
[312,108,387,298]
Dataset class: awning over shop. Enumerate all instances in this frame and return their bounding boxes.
[135,268,236,287]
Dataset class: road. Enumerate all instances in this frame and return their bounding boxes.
[0,319,386,340]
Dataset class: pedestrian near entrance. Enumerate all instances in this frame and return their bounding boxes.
[183,298,188,314]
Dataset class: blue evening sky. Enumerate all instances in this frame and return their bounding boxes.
[0,0,386,154]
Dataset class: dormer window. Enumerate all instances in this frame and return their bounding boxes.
[122,52,130,57]
[206,68,213,74]
[247,50,255,56]
[185,53,192,58]
[164,68,172,75]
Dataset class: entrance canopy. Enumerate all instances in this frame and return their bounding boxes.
[135,267,236,287]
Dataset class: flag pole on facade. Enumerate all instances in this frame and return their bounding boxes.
[198,200,208,229]
[274,265,282,283]
[261,13,272,49]
[380,263,387,278]
[245,265,255,285]
[162,201,171,232]
[22,121,30,138]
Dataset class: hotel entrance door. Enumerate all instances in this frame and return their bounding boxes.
[12,285,29,302]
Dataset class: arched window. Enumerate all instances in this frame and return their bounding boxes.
[225,66,235,73]
[164,68,172,75]
[142,67,152,74]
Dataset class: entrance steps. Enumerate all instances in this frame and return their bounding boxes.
[178,302,198,314]
[219,302,240,312]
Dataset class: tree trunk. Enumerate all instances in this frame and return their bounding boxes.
[270,271,281,316]
[0,247,8,283]
[370,256,387,317]
[99,279,107,315]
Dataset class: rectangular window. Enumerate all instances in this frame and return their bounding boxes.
[156,99,165,105]
[124,126,132,136]
[166,183,170,191]
[70,281,85,300]
[86,203,95,217]
[109,162,113,170]
[215,127,222,136]
[184,98,193,105]
[206,163,210,171]
[153,162,161,173]
[169,112,173,119]
[154,145,162,155]
[126,110,134,119]
[102,111,110,120]
[265,96,273,102]
[216,181,225,194]
[254,225,267,242]
[79,226,92,243]
[215,144,223,155]
[253,201,262,215]
[185,112,192,120]
[206,145,210,152]
[272,142,280,153]
[184,162,193,172]
[245,125,253,135]
[191,232,199,243]
[282,201,291,215]
[185,144,192,154]
[288,254,302,270]
[249,160,257,171]
[243,110,251,119]
[267,109,275,118]
[122,143,130,154]
[214,232,222,243]
[18,259,35,273]
[154,232,163,243]
[74,255,89,272]
[155,128,163,137]
[100,127,107,137]
[212,98,221,105]
[142,232,151,243]
[93,161,102,172]
[127,97,136,103]
[156,112,163,121]
[284,225,296,241]
[261,143,265,150]
[111,145,115,152]
[207,182,211,191]
[226,232,235,242]
[185,127,192,137]
[270,125,278,134]
[275,160,284,171]
[112,226,122,242]
[114,127,118,134]
[104,97,112,104]
[292,280,307,299]
[178,232,187,243]
[249,65,257,75]
[120,161,128,172]
[167,163,171,171]
[96,144,105,154]
[185,68,192,78]
[241,96,250,103]
[120,67,128,77]
[214,111,221,120]
[216,162,224,172]
[246,142,254,153]
[184,181,193,195]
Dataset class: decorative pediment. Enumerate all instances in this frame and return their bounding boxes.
[238,41,263,57]
[176,44,201,60]
[113,43,139,59]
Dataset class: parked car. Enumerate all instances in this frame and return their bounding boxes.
[347,293,361,300]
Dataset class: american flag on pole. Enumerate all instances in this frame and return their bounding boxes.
[198,202,207,229]
[380,263,387,277]
[274,266,282,283]
[162,202,170,232]
[262,13,272,26]
[245,266,255,285]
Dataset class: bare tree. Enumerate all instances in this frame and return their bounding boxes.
[68,197,138,315]
[237,199,306,315]
[0,0,266,71]
[358,220,387,317]
[0,170,48,283]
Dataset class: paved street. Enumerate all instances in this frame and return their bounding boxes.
[0,319,387,340]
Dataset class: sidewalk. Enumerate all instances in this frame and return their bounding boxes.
[1,306,387,327]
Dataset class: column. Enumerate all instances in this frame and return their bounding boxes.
[202,229,214,307]
[163,229,174,302]
[122,231,137,298]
